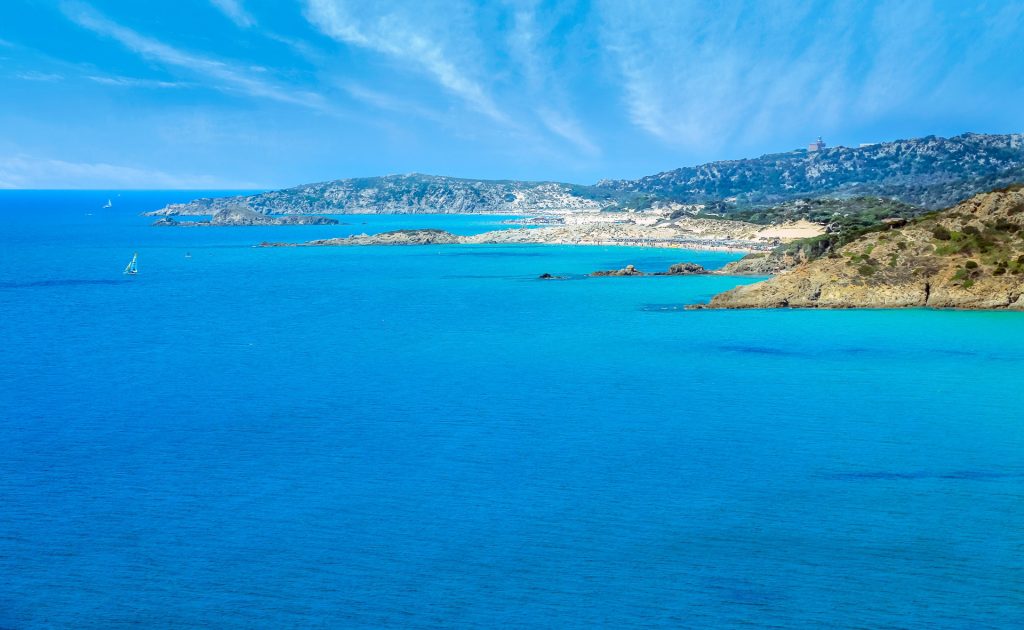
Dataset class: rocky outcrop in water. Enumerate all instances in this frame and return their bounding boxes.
[590,263,710,276]
[698,187,1024,310]
[662,262,708,275]
[591,265,645,276]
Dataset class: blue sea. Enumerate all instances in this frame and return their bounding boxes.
[2,190,1024,628]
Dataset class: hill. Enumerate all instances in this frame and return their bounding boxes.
[699,187,1024,310]
[145,174,617,216]
[145,133,1024,217]
[600,133,1024,209]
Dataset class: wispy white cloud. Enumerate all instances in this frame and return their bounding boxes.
[596,0,1024,152]
[264,32,327,64]
[87,74,191,89]
[303,0,507,123]
[343,83,445,121]
[596,1,863,149]
[507,2,600,156]
[537,107,599,157]
[59,1,327,111]
[0,154,263,189]
[856,0,944,116]
[210,0,255,29]
[891,0,1024,113]
[15,71,64,82]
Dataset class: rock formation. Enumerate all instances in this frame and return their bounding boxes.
[589,263,710,276]
[591,265,645,277]
[661,262,708,275]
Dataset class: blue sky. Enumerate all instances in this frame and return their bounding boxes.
[1,0,1023,189]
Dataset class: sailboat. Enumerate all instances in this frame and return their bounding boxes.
[124,253,138,275]
[103,199,113,209]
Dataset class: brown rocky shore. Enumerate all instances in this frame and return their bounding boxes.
[695,188,1024,310]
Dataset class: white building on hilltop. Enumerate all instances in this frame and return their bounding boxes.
[808,136,826,152]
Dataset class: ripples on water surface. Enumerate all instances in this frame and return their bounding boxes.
[1,191,1023,628]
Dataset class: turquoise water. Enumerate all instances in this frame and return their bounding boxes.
[2,191,1024,628]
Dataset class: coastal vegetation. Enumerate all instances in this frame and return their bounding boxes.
[147,133,1024,219]
[598,133,1024,209]
[698,187,1024,310]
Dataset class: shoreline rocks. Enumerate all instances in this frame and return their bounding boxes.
[591,264,645,276]
[589,262,711,277]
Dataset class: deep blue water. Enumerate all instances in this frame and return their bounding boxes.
[2,191,1024,628]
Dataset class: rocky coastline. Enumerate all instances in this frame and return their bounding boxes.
[693,188,1024,310]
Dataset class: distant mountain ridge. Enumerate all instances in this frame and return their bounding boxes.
[147,174,615,216]
[598,133,1024,209]
[147,133,1024,216]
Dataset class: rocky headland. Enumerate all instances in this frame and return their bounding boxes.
[696,187,1024,310]
[153,206,339,227]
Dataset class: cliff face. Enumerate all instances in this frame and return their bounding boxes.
[703,188,1024,310]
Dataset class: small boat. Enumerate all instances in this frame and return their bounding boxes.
[185,252,192,259]
[124,253,138,275]
[103,199,113,209]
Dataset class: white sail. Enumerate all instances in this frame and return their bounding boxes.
[124,253,138,275]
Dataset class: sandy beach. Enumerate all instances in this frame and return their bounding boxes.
[266,209,826,253]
